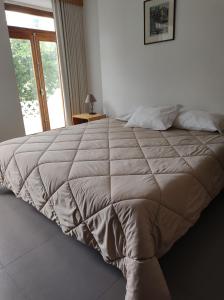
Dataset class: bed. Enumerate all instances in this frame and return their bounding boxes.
[0,118,224,300]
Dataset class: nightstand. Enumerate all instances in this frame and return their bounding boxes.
[72,113,106,125]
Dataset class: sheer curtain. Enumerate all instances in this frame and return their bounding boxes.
[52,0,88,125]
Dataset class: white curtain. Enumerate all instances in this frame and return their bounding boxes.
[52,0,88,125]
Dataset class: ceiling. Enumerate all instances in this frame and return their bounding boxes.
[5,0,52,10]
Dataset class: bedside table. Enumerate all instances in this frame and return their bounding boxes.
[72,113,106,125]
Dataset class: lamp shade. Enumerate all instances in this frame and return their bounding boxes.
[85,94,96,104]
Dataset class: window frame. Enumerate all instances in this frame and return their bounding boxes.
[4,3,53,18]
[5,4,62,132]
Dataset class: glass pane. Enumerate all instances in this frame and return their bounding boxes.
[10,38,43,135]
[39,41,65,129]
[6,11,55,31]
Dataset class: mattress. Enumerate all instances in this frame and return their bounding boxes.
[0,118,224,300]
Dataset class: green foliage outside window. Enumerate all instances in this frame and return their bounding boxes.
[10,39,59,102]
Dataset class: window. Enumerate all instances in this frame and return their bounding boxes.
[5,4,65,135]
[5,11,55,31]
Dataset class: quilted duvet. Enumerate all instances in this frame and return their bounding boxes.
[0,118,224,300]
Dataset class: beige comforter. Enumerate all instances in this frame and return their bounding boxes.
[0,118,224,300]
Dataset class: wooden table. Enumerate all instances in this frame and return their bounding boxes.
[72,113,106,125]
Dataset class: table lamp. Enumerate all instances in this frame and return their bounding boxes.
[85,94,96,115]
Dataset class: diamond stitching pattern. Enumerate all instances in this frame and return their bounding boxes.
[1,118,224,299]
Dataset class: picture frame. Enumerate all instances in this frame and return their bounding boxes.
[144,0,176,45]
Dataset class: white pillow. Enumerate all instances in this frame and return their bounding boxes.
[174,110,224,133]
[116,111,134,122]
[125,105,181,130]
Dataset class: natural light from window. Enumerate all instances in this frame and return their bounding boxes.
[5,11,55,31]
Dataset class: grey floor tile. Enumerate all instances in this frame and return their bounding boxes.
[0,269,28,300]
[161,191,224,300]
[0,189,60,266]
[6,234,121,300]
[171,288,195,300]
[1,188,224,300]
[98,278,126,300]
[0,188,27,213]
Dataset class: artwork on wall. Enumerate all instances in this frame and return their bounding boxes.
[144,0,176,45]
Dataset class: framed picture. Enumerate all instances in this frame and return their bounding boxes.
[144,0,176,45]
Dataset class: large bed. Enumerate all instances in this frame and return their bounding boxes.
[0,118,224,300]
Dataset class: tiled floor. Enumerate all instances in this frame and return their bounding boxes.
[0,187,224,300]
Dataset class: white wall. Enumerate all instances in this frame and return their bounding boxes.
[84,0,103,113]
[0,0,25,140]
[84,0,224,116]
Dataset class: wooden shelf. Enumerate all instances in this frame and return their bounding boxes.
[72,113,106,125]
